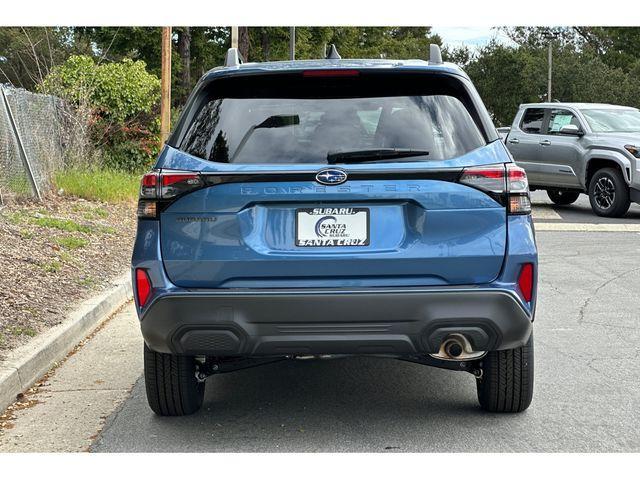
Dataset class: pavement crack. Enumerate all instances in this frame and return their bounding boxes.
[577,266,640,324]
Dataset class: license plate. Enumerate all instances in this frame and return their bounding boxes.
[296,208,370,247]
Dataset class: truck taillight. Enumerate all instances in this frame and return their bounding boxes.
[459,163,531,215]
[137,170,204,218]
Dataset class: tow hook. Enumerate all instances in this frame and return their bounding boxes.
[195,371,208,383]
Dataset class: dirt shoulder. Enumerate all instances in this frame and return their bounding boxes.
[0,195,136,360]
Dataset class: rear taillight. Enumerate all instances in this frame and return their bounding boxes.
[458,165,505,193]
[506,164,531,214]
[137,170,204,218]
[459,163,531,215]
[135,268,152,307]
[518,263,534,303]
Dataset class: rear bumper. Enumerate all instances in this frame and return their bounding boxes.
[140,287,533,356]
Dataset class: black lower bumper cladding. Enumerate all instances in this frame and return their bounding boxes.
[141,287,533,357]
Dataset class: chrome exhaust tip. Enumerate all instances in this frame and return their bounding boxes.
[444,338,464,358]
[431,334,486,361]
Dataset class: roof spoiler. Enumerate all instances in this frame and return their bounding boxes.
[225,47,244,67]
[429,44,443,65]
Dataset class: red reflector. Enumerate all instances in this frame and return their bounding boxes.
[518,263,534,303]
[162,173,200,186]
[303,69,360,77]
[135,269,152,307]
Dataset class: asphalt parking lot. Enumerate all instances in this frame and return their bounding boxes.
[529,190,640,223]
[2,192,640,452]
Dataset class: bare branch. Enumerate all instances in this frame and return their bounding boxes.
[44,27,55,73]
[0,66,15,85]
[15,51,39,86]
[98,27,120,65]
[5,61,26,89]
[20,27,44,84]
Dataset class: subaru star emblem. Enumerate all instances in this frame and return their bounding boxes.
[316,169,347,185]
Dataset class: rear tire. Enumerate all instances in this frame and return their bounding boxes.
[546,188,580,205]
[144,343,205,416]
[588,168,630,217]
[476,334,534,413]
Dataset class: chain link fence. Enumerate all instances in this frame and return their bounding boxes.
[0,84,89,202]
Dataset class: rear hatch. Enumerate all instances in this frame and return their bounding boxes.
[157,69,510,289]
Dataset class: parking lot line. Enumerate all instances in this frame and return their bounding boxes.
[531,205,563,220]
[535,222,640,232]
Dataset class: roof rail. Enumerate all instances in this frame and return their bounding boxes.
[429,44,443,65]
[326,44,341,60]
[225,47,244,67]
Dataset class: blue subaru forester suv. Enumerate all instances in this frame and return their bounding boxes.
[132,45,537,416]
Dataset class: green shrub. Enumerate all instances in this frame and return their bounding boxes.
[102,137,156,172]
[41,55,161,173]
[41,55,160,123]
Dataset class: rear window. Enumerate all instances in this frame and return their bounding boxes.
[177,73,486,164]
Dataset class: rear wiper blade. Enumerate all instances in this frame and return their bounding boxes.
[327,148,430,164]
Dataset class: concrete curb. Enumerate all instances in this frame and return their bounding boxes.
[0,273,132,412]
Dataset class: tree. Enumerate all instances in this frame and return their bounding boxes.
[245,27,442,62]
[76,27,229,107]
[460,37,640,126]
[177,27,191,104]
[464,41,544,125]
[0,27,91,89]
[238,27,250,61]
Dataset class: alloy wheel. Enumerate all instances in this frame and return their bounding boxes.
[593,176,615,209]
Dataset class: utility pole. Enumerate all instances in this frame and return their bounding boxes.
[289,27,296,60]
[547,42,553,102]
[231,26,238,49]
[160,27,172,148]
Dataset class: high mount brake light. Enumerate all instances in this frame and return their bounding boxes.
[137,170,204,218]
[459,163,531,215]
[303,69,360,78]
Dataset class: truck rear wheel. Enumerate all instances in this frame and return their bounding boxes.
[476,334,534,413]
[144,343,205,416]
[547,188,580,205]
[588,168,630,217]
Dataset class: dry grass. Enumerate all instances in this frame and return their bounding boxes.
[0,195,136,358]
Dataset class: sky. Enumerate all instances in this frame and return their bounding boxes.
[432,27,516,49]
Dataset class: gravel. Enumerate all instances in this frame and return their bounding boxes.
[0,195,136,359]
